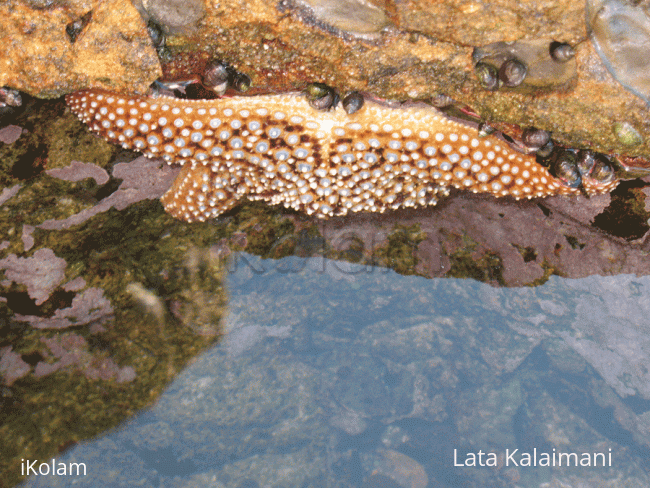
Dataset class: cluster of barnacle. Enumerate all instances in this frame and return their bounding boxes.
[145,59,252,99]
[151,57,367,115]
[474,40,575,91]
[503,126,617,190]
[303,82,366,114]
[202,59,251,95]
[541,146,617,190]
[466,37,618,191]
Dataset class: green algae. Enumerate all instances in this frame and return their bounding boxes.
[5,177,98,223]
[445,237,506,286]
[328,234,365,263]
[0,103,239,487]
[526,260,564,287]
[564,235,586,250]
[372,224,427,276]
[0,97,120,255]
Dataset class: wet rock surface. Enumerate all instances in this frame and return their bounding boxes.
[0,0,160,97]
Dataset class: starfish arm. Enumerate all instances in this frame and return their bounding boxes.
[66,89,619,222]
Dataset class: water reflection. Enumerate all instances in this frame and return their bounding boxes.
[20,253,650,487]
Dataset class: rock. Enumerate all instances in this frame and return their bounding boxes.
[136,0,206,35]
[156,0,650,161]
[0,125,23,144]
[0,0,161,97]
[587,0,650,105]
[278,0,392,40]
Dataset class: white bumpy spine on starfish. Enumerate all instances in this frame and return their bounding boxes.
[66,89,619,222]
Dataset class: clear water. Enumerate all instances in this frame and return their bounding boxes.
[20,253,650,487]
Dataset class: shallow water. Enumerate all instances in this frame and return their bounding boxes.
[19,252,650,487]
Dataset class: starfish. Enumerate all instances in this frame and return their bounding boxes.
[65,89,619,222]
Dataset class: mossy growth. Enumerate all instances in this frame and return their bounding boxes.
[373,224,427,276]
[328,234,365,263]
[0,174,113,258]
[526,259,563,287]
[444,236,506,285]
[0,128,48,186]
[0,96,121,257]
[564,235,586,250]
[42,110,118,170]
